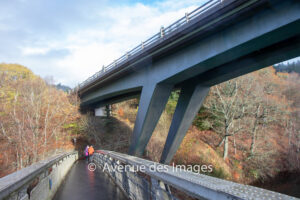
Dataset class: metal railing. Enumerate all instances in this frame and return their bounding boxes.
[78,0,222,90]
[94,150,298,200]
[0,152,78,200]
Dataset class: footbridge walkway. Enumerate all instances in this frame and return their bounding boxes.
[0,151,298,200]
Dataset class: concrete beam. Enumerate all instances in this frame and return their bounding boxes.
[79,0,300,107]
[160,83,209,164]
[129,83,173,156]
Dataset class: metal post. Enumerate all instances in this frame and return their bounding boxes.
[141,41,145,50]
[151,178,172,200]
[185,13,190,23]
[160,26,165,38]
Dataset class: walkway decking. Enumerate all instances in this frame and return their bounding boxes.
[53,160,127,200]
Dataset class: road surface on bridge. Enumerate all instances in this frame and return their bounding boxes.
[53,160,128,200]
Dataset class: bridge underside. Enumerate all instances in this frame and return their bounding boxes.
[79,0,300,163]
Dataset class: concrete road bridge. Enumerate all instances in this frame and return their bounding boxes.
[0,0,299,199]
[78,0,300,164]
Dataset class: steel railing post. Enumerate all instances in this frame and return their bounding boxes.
[185,12,190,22]
[160,26,165,38]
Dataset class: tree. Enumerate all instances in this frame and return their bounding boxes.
[203,67,292,160]
[204,80,246,160]
[245,68,291,157]
[0,64,80,176]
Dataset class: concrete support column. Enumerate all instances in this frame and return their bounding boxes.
[160,83,209,164]
[129,83,173,156]
[105,105,111,117]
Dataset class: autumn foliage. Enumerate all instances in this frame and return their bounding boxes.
[0,64,80,177]
[175,67,300,183]
[112,66,300,187]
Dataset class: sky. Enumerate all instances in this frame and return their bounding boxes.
[0,0,207,87]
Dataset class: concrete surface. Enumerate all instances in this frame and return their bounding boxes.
[53,160,128,200]
[0,152,78,200]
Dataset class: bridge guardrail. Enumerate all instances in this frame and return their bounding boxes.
[0,151,78,200]
[94,150,298,200]
[77,0,221,91]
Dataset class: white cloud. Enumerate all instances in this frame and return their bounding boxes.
[55,2,200,86]
[22,47,50,55]
[0,0,205,87]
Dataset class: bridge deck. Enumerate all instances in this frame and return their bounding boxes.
[53,160,127,200]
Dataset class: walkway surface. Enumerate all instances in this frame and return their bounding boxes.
[53,160,128,200]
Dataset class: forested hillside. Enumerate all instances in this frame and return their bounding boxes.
[0,64,80,177]
[111,66,300,196]
[1,63,299,196]
[172,67,300,183]
[275,60,300,74]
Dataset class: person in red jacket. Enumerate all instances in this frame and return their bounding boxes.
[88,146,95,163]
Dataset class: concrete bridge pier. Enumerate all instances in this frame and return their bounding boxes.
[160,83,209,164]
[129,83,173,156]
[105,105,111,117]
[128,79,209,165]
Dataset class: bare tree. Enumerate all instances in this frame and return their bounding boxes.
[205,80,246,160]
